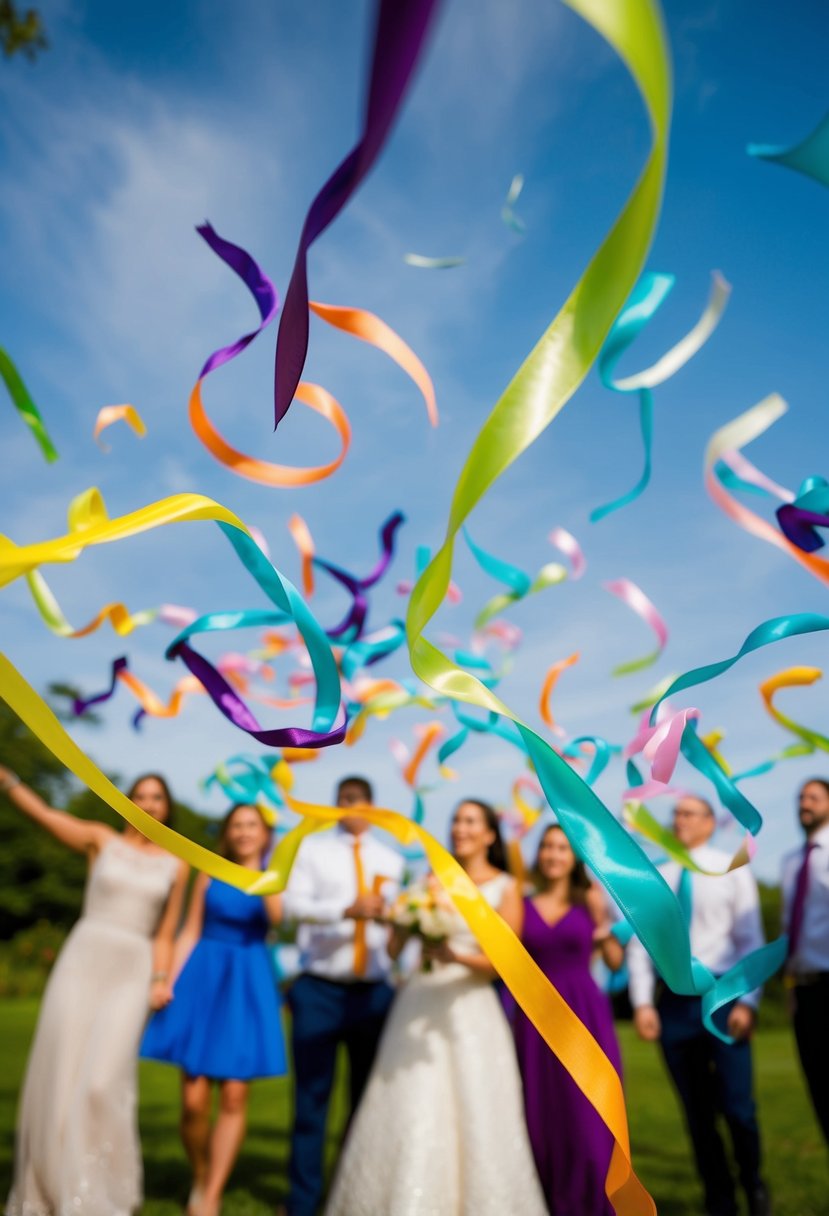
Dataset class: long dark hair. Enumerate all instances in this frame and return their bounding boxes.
[218,802,273,863]
[533,823,590,902]
[455,798,508,872]
[126,773,175,829]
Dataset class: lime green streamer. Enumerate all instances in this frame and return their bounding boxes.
[0,347,58,463]
[403,0,784,1047]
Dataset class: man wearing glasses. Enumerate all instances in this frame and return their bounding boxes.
[627,795,770,1216]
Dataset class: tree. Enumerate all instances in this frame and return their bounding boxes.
[0,2,47,60]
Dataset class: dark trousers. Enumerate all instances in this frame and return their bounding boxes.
[286,974,394,1216]
[658,991,762,1216]
[793,975,829,1147]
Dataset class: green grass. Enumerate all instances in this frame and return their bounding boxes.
[0,999,825,1214]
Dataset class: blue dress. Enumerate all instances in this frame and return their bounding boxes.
[141,879,286,1080]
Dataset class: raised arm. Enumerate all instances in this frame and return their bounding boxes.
[0,765,111,857]
[149,859,189,1010]
[586,884,625,972]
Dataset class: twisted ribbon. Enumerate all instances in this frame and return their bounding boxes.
[274,0,441,424]
[0,346,58,462]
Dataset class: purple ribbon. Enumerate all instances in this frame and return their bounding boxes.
[315,511,405,639]
[273,0,441,425]
[169,640,347,748]
[72,657,128,717]
[196,222,279,377]
[776,505,829,553]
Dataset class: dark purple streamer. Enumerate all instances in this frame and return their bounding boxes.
[72,657,128,717]
[315,511,405,638]
[169,640,346,749]
[273,0,441,425]
[776,504,829,553]
[197,222,280,378]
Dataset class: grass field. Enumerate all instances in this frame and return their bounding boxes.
[0,999,825,1215]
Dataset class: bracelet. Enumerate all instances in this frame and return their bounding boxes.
[151,971,169,983]
[0,771,21,794]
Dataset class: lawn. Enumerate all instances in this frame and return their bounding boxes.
[0,998,825,1214]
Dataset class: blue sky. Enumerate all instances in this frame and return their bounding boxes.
[1,0,827,881]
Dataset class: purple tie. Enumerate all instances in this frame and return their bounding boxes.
[787,842,817,960]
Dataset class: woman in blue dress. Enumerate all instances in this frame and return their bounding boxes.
[142,803,286,1216]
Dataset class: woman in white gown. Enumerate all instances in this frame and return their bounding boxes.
[325,798,547,1216]
[1,765,188,1216]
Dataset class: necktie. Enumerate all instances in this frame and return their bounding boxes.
[676,866,693,928]
[787,842,816,962]
[352,838,368,977]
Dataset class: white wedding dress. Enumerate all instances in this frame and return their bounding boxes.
[7,836,180,1216]
[325,873,547,1216]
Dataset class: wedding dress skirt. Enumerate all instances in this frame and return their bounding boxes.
[7,837,179,1216]
[325,873,547,1216]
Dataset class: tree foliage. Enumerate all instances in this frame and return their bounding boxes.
[0,2,47,60]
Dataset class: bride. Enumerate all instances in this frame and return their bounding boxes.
[325,798,547,1216]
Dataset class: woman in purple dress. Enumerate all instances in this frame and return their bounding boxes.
[512,823,625,1216]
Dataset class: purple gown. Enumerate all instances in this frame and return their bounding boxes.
[512,899,622,1216]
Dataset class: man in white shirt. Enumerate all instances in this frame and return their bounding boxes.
[781,778,829,1147]
[627,795,770,1216]
[281,776,403,1216]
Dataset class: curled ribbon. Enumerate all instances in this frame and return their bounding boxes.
[759,666,829,752]
[539,652,579,736]
[776,476,829,553]
[591,269,730,521]
[604,578,668,675]
[464,530,567,630]
[24,568,157,639]
[402,252,465,270]
[703,395,829,587]
[274,0,441,424]
[93,404,147,450]
[501,173,526,235]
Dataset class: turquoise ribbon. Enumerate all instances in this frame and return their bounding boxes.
[590,272,673,521]
[748,111,829,189]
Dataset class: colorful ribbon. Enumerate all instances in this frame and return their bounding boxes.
[24,568,157,639]
[703,395,829,587]
[501,173,526,235]
[776,476,829,553]
[274,0,441,424]
[464,531,567,630]
[0,487,344,750]
[539,652,579,736]
[748,111,829,188]
[314,511,405,640]
[604,578,668,675]
[759,666,829,752]
[591,270,730,520]
[402,252,465,269]
[0,346,58,462]
[93,404,147,450]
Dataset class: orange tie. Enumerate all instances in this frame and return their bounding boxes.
[352,838,368,977]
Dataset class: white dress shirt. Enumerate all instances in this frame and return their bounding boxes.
[627,845,766,1009]
[282,826,404,982]
[781,821,829,975]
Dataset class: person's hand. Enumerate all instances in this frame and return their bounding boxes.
[727,1002,756,1041]
[633,1006,661,1041]
[592,921,612,945]
[345,893,385,920]
[149,979,173,1011]
[422,938,455,965]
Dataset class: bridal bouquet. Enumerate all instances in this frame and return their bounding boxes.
[391,884,455,971]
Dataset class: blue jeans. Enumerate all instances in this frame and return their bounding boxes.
[286,974,394,1216]
[658,990,762,1216]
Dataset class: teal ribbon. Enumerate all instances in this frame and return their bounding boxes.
[748,111,829,189]
[590,272,673,521]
